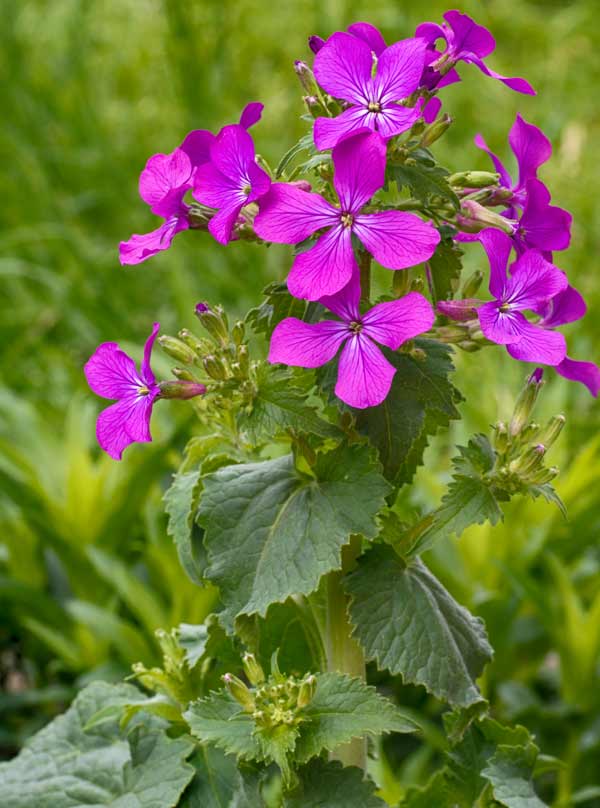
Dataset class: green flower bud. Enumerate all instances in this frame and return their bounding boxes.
[494,421,509,454]
[232,320,245,345]
[178,329,211,355]
[158,380,207,400]
[526,465,559,485]
[537,414,566,449]
[294,60,319,95]
[436,324,468,343]
[510,372,544,436]
[297,675,317,709]
[419,113,452,147]
[242,653,265,686]
[392,270,411,297]
[461,270,484,298]
[456,200,516,235]
[303,95,323,118]
[223,673,255,713]
[237,344,250,376]
[158,335,197,365]
[203,354,229,381]
[449,171,500,189]
[509,444,546,477]
[171,367,197,381]
[195,302,229,343]
[410,276,425,293]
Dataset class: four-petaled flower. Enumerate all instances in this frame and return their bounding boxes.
[438,229,568,365]
[269,272,435,408]
[312,31,427,150]
[193,119,271,245]
[416,10,535,96]
[254,130,440,301]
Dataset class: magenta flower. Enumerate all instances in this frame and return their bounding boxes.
[312,32,427,150]
[254,130,440,301]
[416,10,535,95]
[119,149,195,265]
[438,230,568,365]
[193,120,271,245]
[84,324,206,459]
[269,272,435,408]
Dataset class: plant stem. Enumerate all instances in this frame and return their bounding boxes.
[359,250,371,305]
[325,535,366,770]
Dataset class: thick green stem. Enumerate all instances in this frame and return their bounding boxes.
[326,535,366,770]
[359,250,371,305]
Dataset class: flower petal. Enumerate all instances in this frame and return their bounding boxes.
[313,106,373,151]
[374,38,427,103]
[119,217,189,265]
[246,161,272,203]
[505,251,568,311]
[443,11,495,58]
[254,182,338,244]
[474,133,512,189]
[287,224,358,301]
[210,124,255,183]
[376,103,422,139]
[335,335,396,408]
[520,179,572,252]
[423,97,442,124]
[504,320,567,365]
[464,54,536,95]
[541,285,587,328]
[415,21,448,48]
[141,322,160,386]
[208,200,245,245]
[239,102,264,130]
[319,269,361,321]
[268,318,347,367]
[85,343,142,400]
[478,302,526,345]
[509,113,552,190]
[347,22,387,56]
[362,292,435,349]
[437,298,481,322]
[194,162,244,210]
[479,228,513,299]
[313,31,373,104]
[332,130,386,212]
[353,210,440,269]
[179,130,216,169]
[555,357,600,396]
[138,150,193,214]
[96,395,155,461]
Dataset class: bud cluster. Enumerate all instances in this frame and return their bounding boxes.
[223,654,317,731]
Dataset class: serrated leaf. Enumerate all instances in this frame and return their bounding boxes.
[165,470,204,585]
[391,162,459,208]
[284,760,385,807]
[0,682,195,808]
[295,672,418,763]
[257,598,325,676]
[184,691,256,760]
[246,282,307,338]
[482,745,547,808]
[355,340,461,488]
[528,483,567,517]
[178,623,209,668]
[200,444,390,630]
[427,238,463,304]
[179,747,239,807]
[238,364,340,442]
[345,545,492,707]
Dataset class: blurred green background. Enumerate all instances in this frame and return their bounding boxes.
[1,0,600,799]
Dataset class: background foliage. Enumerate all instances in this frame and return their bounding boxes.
[1,0,599,802]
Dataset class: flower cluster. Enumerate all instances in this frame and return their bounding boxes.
[85,9,597,459]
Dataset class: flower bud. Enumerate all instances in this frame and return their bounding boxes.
[537,414,566,449]
[437,299,479,323]
[457,340,480,353]
[526,466,559,485]
[419,114,452,147]
[232,320,245,345]
[158,380,207,400]
[158,335,197,365]
[436,324,468,343]
[237,344,250,376]
[392,269,411,297]
[410,347,427,362]
[188,204,212,230]
[494,421,509,454]
[294,60,319,95]
[242,653,265,686]
[223,673,255,713]
[297,675,317,709]
[178,329,211,355]
[308,34,325,54]
[171,367,196,381]
[203,354,229,381]
[510,373,544,436]
[303,95,323,118]
[509,444,546,477]
[456,200,516,235]
[449,171,500,189]
[461,270,484,298]
[195,302,229,343]
[410,276,424,293]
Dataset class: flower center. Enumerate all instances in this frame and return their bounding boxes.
[367,100,382,113]
[242,183,251,196]
[137,385,150,396]
[349,320,363,334]
[499,303,511,313]
[340,212,354,228]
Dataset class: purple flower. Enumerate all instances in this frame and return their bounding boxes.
[269,272,435,408]
[312,32,427,150]
[416,10,535,95]
[254,130,440,301]
[438,229,568,365]
[84,323,162,460]
[193,121,271,245]
[119,149,195,265]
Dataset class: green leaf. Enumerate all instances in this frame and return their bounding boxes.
[0,682,195,808]
[427,238,463,304]
[246,282,307,338]
[294,671,418,763]
[407,436,503,558]
[200,444,390,630]
[165,469,204,586]
[179,747,239,807]
[275,132,314,179]
[238,364,340,442]
[284,760,385,808]
[184,691,256,760]
[345,545,492,707]
[256,598,325,676]
[482,744,547,808]
[528,482,567,517]
[391,162,459,209]
[355,340,461,488]
[178,622,209,668]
